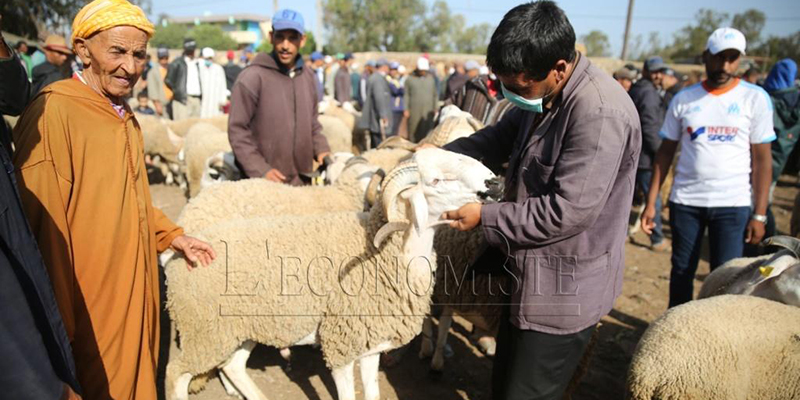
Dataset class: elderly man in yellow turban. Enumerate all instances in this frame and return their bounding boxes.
[12,1,216,399]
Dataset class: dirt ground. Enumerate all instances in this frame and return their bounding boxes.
[149,175,799,400]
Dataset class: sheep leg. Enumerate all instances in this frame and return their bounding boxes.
[431,307,454,371]
[220,341,268,400]
[279,347,293,372]
[359,353,381,400]
[174,372,193,400]
[418,316,435,359]
[331,361,356,400]
[219,370,244,399]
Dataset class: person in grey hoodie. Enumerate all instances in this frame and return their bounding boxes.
[228,9,330,185]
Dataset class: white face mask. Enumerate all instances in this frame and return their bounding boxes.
[448,67,455,75]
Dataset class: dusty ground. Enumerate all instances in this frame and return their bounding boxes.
[150,175,799,400]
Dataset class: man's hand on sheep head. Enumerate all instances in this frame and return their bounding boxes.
[316,151,331,165]
[170,235,216,270]
[443,203,482,231]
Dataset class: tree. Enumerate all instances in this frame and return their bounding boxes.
[1,0,152,40]
[667,9,727,61]
[455,23,493,54]
[756,31,800,68]
[580,30,611,57]
[731,9,765,48]
[189,24,238,50]
[323,0,425,52]
[150,23,188,49]
[1,0,82,38]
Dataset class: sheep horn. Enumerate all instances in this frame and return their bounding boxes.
[761,235,800,258]
[364,169,386,208]
[466,116,484,132]
[344,155,369,168]
[423,117,456,147]
[377,136,417,151]
[373,221,410,248]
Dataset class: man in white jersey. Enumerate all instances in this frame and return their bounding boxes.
[641,27,774,307]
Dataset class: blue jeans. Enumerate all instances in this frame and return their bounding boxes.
[668,202,750,308]
[636,169,663,245]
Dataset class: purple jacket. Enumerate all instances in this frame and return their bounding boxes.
[228,53,329,185]
[445,55,641,334]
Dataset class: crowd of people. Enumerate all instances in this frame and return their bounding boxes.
[1,0,799,399]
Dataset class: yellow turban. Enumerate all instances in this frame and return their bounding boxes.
[71,0,155,44]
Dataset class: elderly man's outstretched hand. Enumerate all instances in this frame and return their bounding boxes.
[170,235,217,270]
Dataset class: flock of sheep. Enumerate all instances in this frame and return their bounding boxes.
[134,102,800,400]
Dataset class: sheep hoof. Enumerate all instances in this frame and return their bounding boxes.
[419,340,434,359]
[477,337,497,357]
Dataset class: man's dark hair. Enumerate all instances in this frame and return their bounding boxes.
[486,1,576,81]
[137,92,148,99]
[15,41,27,49]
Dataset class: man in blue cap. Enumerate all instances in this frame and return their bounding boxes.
[228,8,330,185]
[629,55,668,251]
[310,50,325,101]
[358,58,392,148]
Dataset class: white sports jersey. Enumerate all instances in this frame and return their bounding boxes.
[659,79,775,207]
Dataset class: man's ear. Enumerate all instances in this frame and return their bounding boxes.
[74,38,91,67]
[554,59,568,81]
[299,34,307,50]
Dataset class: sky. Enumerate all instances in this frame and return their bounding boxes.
[150,0,800,56]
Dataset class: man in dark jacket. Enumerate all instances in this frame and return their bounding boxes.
[358,59,392,148]
[436,2,641,398]
[629,56,667,251]
[228,9,330,185]
[165,38,202,120]
[223,50,243,91]
[763,58,799,239]
[31,35,72,95]
[0,26,81,400]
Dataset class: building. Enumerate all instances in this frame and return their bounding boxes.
[165,14,271,49]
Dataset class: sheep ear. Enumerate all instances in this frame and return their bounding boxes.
[402,186,428,235]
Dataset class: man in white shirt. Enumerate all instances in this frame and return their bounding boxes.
[198,47,226,118]
[641,27,774,307]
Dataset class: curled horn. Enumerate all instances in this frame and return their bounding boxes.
[372,161,420,248]
[761,235,800,259]
[465,115,485,132]
[364,168,386,209]
[422,117,456,147]
[344,155,369,168]
[377,136,418,151]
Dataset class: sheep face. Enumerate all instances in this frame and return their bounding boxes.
[375,148,500,248]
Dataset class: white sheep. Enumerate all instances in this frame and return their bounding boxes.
[698,235,800,306]
[136,114,185,185]
[626,294,800,400]
[377,109,485,152]
[181,122,232,198]
[177,156,384,235]
[166,114,229,137]
[319,114,353,154]
[164,148,500,400]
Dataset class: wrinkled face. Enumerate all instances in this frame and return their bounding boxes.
[75,26,148,100]
[271,29,306,68]
[414,148,500,220]
[703,49,741,87]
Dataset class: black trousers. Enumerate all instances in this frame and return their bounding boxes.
[492,309,595,400]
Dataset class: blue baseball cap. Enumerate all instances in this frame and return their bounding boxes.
[645,56,666,72]
[272,9,305,34]
[310,51,323,62]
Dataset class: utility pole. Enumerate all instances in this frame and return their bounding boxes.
[316,0,323,52]
[273,0,279,14]
[620,0,634,60]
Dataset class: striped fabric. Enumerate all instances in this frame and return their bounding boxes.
[446,76,515,126]
[71,0,154,44]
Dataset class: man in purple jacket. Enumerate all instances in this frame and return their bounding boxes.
[440,2,641,398]
[228,9,330,185]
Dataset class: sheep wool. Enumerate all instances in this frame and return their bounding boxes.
[627,295,800,400]
[183,122,232,198]
[319,114,353,154]
[176,161,378,234]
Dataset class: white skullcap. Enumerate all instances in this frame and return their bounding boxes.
[416,57,430,71]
